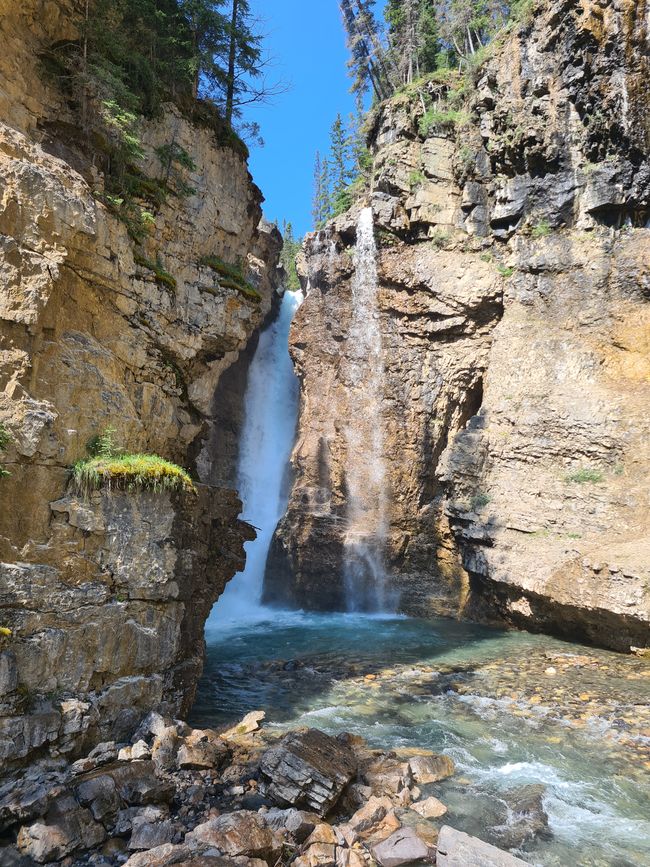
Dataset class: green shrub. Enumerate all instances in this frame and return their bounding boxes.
[497,264,515,277]
[419,108,469,138]
[73,428,194,496]
[430,230,451,249]
[471,492,492,511]
[409,170,426,190]
[199,255,261,302]
[531,220,552,239]
[565,467,604,484]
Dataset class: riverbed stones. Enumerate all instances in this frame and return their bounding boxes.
[408,754,455,784]
[371,826,435,867]
[436,826,531,866]
[258,729,357,817]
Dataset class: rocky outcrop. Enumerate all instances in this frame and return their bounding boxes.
[0,0,281,769]
[268,0,649,650]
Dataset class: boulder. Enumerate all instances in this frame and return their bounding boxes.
[176,729,231,770]
[371,827,434,867]
[221,711,266,739]
[129,817,176,850]
[408,754,455,785]
[16,794,106,863]
[185,811,279,861]
[410,796,447,819]
[491,785,549,849]
[342,796,400,844]
[259,730,357,817]
[436,826,531,866]
[361,753,412,797]
[123,842,193,866]
[264,807,319,843]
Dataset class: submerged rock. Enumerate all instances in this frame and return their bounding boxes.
[259,729,357,817]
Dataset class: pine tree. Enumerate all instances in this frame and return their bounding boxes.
[280,222,301,292]
[312,150,323,228]
[318,157,333,226]
[330,114,352,199]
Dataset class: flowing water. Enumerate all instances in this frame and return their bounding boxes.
[209,289,303,623]
[342,207,391,612]
[194,612,650,867]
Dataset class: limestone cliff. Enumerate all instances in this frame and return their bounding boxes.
[0,0,281,768]
[267,0,649,651]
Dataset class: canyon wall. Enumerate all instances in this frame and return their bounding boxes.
[268,0,650,650]
[0,0,280,768]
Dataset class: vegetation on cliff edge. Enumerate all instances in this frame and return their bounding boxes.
[73,428,195,495]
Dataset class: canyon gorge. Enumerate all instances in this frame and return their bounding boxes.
[0,0,648,866]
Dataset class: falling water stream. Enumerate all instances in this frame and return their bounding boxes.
[342,207,391,612]
[196,227,650,867]
[209,289,302,623]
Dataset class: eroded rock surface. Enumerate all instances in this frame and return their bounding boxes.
[0,0,281,769]
[267,0,649,650]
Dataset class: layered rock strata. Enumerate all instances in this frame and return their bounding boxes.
[268,0,649,649]
[0,0,280,768]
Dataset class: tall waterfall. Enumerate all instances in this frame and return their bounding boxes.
[343,207,391,612]
[212,290,303,622]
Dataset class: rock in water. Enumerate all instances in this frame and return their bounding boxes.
[408,754,455,784]
[436,826,531,866]
[259,729,357,817]
[371,827,435,867]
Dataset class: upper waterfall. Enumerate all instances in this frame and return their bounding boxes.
[210,289,303,623]
[342,207,392,612]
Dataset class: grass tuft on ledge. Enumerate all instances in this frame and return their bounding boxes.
[73,428,195,496]
[73,453,196,496]
[199,255,261,302]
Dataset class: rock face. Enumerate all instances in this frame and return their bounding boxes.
[267,0,650,650]
[0,0,281,769]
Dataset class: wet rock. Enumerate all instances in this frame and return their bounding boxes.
[341,796,400,845]
[371,826,435,867]
[408,754,455,784]
[492,785,549,849]
[185,811,278,860]
[259,729,357,817]
[436,825,530,866]
[177,730,231,770]
[410,796,447,819]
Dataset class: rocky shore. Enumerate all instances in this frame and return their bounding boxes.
[0,712,535,867]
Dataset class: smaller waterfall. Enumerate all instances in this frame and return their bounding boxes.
[212,290,303,622]
[343,207,392,612]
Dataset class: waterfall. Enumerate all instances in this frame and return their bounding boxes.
[212,289,303,622]
[342,207,392,612]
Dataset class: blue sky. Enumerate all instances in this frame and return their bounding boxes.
[245,0,359,237]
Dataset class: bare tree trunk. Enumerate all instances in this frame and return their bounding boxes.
[226,0,239,126]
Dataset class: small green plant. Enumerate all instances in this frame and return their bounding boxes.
[565,467,604,484]
[497,264,515,277]
[480,252,494,263]
[471,492,492,511]
[73,428,195,496]
[408,169,426,190]
[134,253,177,292]
[530,219,552,239]
[0,423,11,479]
[430,229,451,249]
[419,108,469,138]
[200,255,261,302]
